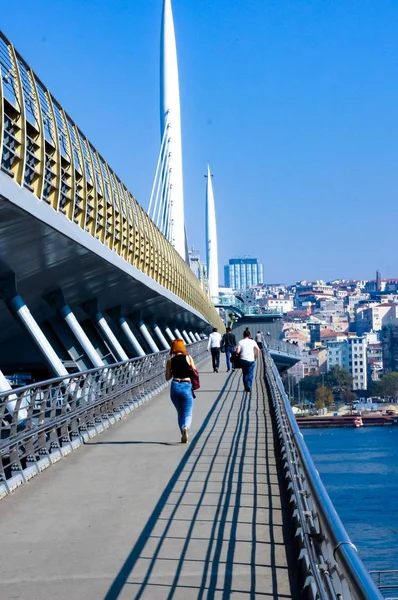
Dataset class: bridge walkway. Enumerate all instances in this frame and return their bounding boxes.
[0,359,297,600]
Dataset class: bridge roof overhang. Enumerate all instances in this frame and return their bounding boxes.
[0,174,213,347]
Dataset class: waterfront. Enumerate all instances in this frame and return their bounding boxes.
[304,426,398,572]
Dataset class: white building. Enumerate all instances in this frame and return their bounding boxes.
[327,336,367,391]
[348,337,367,391]
[263,295,294,314]
[356,303,398,335]
[344,293,370,322]
[327,340,349,371]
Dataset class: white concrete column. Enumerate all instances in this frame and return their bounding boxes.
[0,370,11,392]
[164,327,175,342]
[96,314,128,362]
[0,371,27,421]
[46,291,104,369]
[82,300,128,362]
[119,318,146,357]
[181,330,191,345]
[8,295,68,377]
[194,333,201,341]
[58,305,104,368]
[138,321,160,354]
[174,328,183,340]
[153,324,170,350]
[188,331,196,343]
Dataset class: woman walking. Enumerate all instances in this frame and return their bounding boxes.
[166,339,196,443]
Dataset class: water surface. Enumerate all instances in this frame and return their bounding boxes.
[304,426,398,571]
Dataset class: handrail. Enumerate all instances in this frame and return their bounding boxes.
[369,570,398,592]
[263,347,383,600]
[266,337,301,358]
[0,340,208,498]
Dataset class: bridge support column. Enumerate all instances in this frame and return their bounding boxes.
[188,331,196,343]
[194,333,201,341]
[164,327,175,342]
[0,276,68,377]
[46,291,104,368]
[119,318,146,357]
[181,330,191,345]
[83,301,128,362]
[0,370,11,392]
[138,321,160,354]
[153,324,170,350]
[174,328,183,340]
[0,370,27,421]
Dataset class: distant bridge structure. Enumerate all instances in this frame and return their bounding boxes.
[214,294,284,318]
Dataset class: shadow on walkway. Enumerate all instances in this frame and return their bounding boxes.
[104,367,295,599]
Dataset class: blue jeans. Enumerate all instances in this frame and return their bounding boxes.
[170,381,194,430]
[240,359,255,391]
[225,346,235,370]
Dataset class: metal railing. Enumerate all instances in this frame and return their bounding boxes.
[266,336,301,358]
[370,570,398,599]
[0,340,208,499]
[213,295,284,316]
[262,347,383,600]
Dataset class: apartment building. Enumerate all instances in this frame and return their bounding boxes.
[327,336,367,391]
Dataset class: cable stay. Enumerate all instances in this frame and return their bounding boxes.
[148,112,176,243]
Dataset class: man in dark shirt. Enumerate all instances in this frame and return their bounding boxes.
[221,327,237,372]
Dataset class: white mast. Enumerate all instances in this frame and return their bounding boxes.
[160,0,186,260]
[206,164,219,301]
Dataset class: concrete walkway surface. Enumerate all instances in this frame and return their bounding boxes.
[0,358,297,599]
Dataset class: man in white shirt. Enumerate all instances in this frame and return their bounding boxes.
[236,330,260,392]
[207,327,222,373]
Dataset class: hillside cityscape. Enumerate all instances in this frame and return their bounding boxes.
[196,253,398,406]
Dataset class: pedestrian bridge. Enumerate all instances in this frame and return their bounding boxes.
[0,343,382,600]
[0,27,385,600]
[0,31,222,382]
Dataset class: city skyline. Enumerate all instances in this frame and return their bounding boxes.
[4,1,398,282]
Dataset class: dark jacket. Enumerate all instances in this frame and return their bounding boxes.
[222,332,237,348]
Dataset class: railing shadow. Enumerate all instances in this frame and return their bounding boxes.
[104,365,293,600]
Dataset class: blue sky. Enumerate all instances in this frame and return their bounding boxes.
[4,0,398,284]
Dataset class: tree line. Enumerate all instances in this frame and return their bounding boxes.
[290,366,398,409]
[297,366,355,409]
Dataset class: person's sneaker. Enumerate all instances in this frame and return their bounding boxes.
[181,427,189,443]
[215,368,218,373]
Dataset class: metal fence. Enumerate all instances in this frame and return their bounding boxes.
[262,347,383,600]
[0,340,208,499]
[370,570,398,599]
[266,336,301,358]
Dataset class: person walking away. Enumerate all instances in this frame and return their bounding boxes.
[236,330,260,393]
[255,331,263,350]
[207,327,222,373]
[221,327,237,372]
[166,339,196,443]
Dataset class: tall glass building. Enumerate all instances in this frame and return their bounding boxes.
[224,258,264,290]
